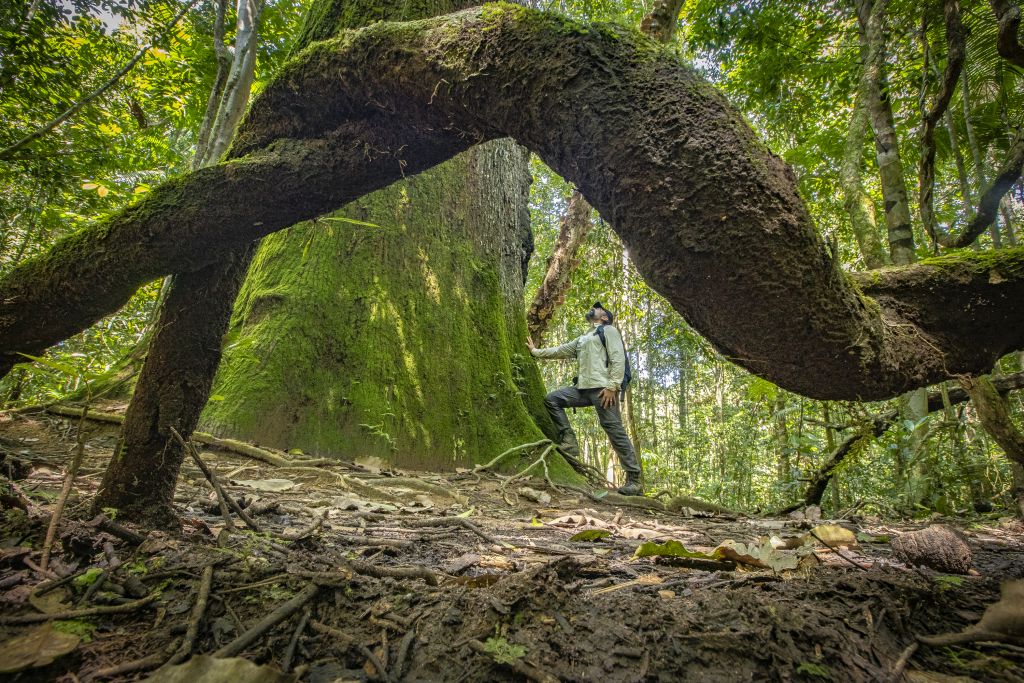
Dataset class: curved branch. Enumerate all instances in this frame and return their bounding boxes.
[946,135,1024,248]
[990,0,1024,68]
[920,0,966,246]
[1,5,1023,400]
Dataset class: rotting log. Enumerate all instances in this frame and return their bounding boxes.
[0,5,1022,400]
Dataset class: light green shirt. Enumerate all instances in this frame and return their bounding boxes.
[532,325,626,391]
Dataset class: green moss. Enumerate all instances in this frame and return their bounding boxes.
[200,141,577,478]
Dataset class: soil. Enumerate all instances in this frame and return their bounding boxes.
[2,409,1023,683]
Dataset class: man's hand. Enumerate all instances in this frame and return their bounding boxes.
[525,336,536,352]
[599,388,617,408]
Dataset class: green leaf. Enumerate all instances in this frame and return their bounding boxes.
[633,539,722,560]
[72,567,104,589]
[483,637,526,665]
[715,540,799,572]
[321,216,384,228]
[17,353,81,378]
[570,529,612,542]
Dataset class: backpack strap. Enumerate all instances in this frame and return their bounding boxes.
[594,325,611,367]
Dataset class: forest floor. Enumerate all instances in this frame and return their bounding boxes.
[1,409,1023,683]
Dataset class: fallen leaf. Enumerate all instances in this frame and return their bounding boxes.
[618,528,659,540]
[233,478,296,492]
[518,487,551,505]
[354,456,387,473]
[29,587,71,614]
[807,525,858,547]
[658,590,676,599]
[633,540,722,561]
[142,655,296,682]
[715,539,799,572]
[0,624,80,674]
[570,529,612,542]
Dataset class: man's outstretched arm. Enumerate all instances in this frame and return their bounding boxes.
[528,336,579,360]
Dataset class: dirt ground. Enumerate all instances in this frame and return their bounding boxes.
[1,409,1023,683]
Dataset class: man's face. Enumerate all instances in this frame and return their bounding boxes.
[586,308,607,326]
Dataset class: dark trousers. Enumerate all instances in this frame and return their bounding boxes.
[544,386,641,474]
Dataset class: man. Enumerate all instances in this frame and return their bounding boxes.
[527,302,643,496]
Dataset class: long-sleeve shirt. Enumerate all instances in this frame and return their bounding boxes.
[531,325,626,391]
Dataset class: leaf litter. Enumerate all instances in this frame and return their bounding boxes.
[0,410,1023,681]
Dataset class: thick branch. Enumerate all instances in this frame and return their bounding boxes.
[1,5,1023,400]
[990,0,1024,68]
[962,375,1024,466]
[946,136,1024,248]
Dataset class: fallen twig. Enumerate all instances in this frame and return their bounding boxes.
[166,565,213,665]
[467,638,559,683]
[282,608,311,673]
[40,406,89,574]
[213,582,319,657]
[0,591,159,624]
[311,620,388,680]
[885,641,918,683]
[808,529,869,571]
[43,404,329,466]
[393,627,417,681]
[356,513,498,545]
[171,427,261,532]
[281,509,327,542]
[86,514,147,545]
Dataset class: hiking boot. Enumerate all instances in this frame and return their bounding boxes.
[557,431,580,458]
[617,471,643,497]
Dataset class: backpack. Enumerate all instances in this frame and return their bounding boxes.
[595,324,632,397]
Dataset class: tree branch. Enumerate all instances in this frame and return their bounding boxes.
[920,0,966,246]
[990,0,1024,68]
[1,6,1023,400]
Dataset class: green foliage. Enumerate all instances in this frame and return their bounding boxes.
[51,619,96,643]
[482,636,526,665]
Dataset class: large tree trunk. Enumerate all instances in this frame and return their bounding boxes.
[95,0,546,522]
[1,5,1024,403]
[197,138,551,467]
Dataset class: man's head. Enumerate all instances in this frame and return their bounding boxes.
[585,302,612,326]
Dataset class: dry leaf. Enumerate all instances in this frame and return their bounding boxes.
[0,624,80,674]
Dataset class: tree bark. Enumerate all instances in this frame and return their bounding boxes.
[95,249,253,525]
[962,375,1024,467]
[196,0,265,168]
[855,0,916,266]
[918,0,966,249]
[525,0,682,346]
[1,6,1023,402]
[841,71,888,269]
[525,190,593,345]
[990,0,1024,68]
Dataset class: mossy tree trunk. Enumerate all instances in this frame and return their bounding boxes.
[94,0,556,523]
[199,139,553,468]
